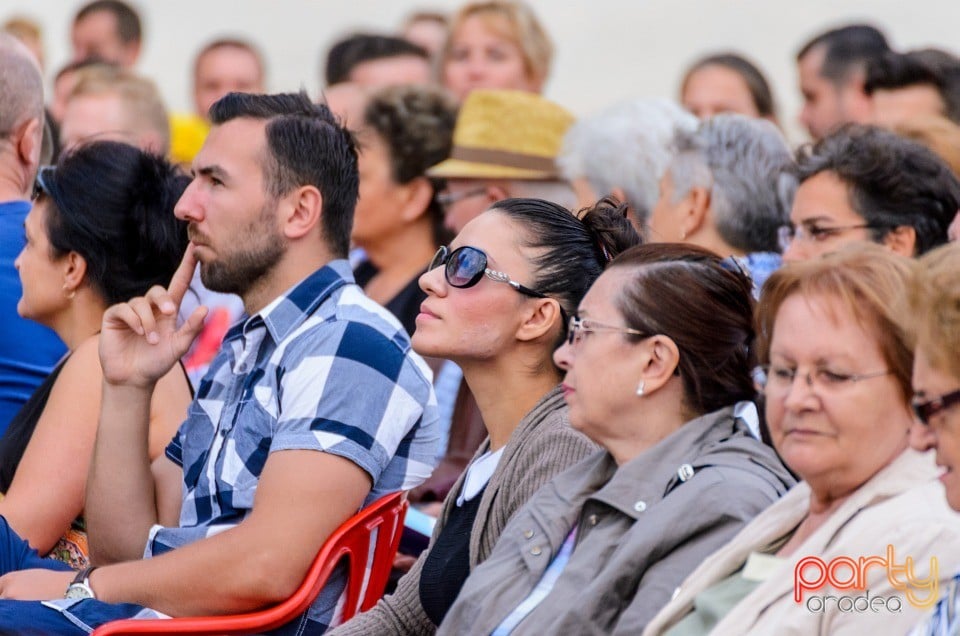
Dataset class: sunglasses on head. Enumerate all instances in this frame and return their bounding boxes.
[428,245,547,298]
[31,166,54,202]
[912,388,960,426]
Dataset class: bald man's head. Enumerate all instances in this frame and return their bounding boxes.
[0,33,44,140]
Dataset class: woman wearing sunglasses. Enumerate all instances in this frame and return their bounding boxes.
[351,85,482,513]
[906,243,960,636]
[0,141,192,568]
[645,244,960,636]
[330,197,638,635]
[437,243,795,634]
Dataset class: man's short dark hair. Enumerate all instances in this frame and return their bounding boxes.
[209,92,359,258]
[796,125,960,255]
[324,33,428,86]
[74,0,142,45]
[796,24,891,85]
[866,49,960,124]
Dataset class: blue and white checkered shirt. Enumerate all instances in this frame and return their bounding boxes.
[143,259,440,630]
[910,572,960,636]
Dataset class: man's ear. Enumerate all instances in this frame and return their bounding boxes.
[121,41,142,68]
[842,68,876,123]
[15,117,42,176]
[485,183,508,204]
[610,186,628,206]
[681,186,711,239]
[282,185,324,239]
[883,225,918,257]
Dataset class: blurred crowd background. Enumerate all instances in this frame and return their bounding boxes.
[3,0,958,144]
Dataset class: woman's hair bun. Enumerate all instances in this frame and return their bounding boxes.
[578,195,641,265]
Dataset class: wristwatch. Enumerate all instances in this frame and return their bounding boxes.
[64,566,98,600]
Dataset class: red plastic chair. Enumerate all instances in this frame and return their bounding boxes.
[92,491,409,635]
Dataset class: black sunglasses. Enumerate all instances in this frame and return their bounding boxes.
[429,245,548,298]
[912,388,960,426]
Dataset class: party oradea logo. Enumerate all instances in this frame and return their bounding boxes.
[794,545,938,613]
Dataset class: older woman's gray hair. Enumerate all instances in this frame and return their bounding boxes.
[668,114,797,253]
[558,98,697,224]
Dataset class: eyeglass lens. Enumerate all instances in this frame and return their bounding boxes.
[430,246,488,289]
[446,247,486,288]
[566,316,580,345]
[913,389,960,425]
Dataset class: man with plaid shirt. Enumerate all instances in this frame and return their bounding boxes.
[0,92,440,634]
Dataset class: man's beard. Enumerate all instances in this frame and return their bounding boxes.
[195,202,285,296]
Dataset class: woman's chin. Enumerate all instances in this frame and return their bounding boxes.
[567,410,588,433]
[410,333,444,359]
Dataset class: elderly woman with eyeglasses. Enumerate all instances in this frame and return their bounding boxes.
[904,243,960,636]
[645,243,960,636]
[436,243,795,635]
[330,198,637,635]
[0,141,192,569]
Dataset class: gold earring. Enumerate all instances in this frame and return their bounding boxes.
[63,285,76,300]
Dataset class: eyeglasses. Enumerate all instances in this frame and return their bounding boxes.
[756,364,892,394]
[31,166,54,202]
[436,187,487,211]
[566,315,646,347]
[428,245,547,298]
[912,388,960,426]
[777,223,884,252]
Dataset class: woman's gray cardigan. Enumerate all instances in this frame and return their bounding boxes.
[328,386,597,635]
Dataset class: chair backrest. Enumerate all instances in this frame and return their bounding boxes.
[92,490,409,635]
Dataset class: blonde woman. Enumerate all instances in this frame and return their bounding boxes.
[646,245,960,635]
[441,1,552,102]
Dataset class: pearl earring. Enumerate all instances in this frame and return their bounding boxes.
[636,381,645,397]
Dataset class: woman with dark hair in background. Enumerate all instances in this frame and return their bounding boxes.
[352,85,476,513]
[330,197,639,634]
[352,83,457,336]
[680,52,779,125]
[0,141,193,568]
[438,243,794,634]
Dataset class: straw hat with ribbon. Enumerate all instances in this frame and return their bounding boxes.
[427,89,575,181]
